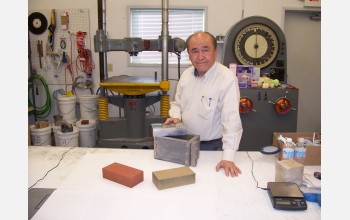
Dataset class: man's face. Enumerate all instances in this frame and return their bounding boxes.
[187,33,217,76]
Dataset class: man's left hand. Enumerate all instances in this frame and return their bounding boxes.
[216,160,242,177]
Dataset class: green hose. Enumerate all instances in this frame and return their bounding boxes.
[28,74,52,118]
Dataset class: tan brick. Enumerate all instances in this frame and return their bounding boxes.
[152,166,195,190]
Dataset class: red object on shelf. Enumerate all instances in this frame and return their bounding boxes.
[76,31,85,51]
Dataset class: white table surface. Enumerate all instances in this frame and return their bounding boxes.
[28,146,321,220]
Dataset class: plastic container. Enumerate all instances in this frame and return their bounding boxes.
[76,119,97,147]
[30,124,52,146]
[54,126,79,147]
[282,137,295,159]
[294,137,306,159]
[57,95,77,124]
[79,94,98,120]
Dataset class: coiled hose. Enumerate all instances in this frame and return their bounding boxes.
[98,97,109,120]
[160,94,170,118]
[28,74,52,118]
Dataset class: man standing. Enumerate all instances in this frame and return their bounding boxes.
[164,31,243,177]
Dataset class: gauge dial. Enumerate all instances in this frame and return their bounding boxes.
[233,24,279,68]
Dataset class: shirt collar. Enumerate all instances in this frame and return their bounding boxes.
[196,61,217,81]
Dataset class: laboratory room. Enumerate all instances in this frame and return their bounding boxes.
[25,0,324,219]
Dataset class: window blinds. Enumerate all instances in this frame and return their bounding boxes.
[130,8,205,65]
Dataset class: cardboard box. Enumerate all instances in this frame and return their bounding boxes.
[275,159,304,186]
[237,65,255,88]
[272,132,321,165]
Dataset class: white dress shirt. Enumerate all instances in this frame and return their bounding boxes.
[169,62,243,162]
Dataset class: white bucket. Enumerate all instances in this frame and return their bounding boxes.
[57,95,77,124]
[30,125,52,146]
[79,94,98,120]
[76,119,97,147]
[54,126,79,147]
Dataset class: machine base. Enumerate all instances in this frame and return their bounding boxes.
[239,88,298,151]
[97,137,155,149]
[96,115,165,149]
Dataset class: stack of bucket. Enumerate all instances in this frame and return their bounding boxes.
[54,95,79,147]
[51,94,98,147]
[76,94,98,147]
[57,95,77,124]
[30,123,52,146]
[54,125,80,147]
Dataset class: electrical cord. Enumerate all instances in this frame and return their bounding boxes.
[28,74,52,118]
[174,51,181,79]
[76,48,95,74]
[28,145,77,191]
[95,87,115,96]
[246,152,267,190]
[65,63,75,94]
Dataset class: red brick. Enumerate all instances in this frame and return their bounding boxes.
[102,162,144,188]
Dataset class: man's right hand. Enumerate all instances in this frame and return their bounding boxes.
[164,118,181,125]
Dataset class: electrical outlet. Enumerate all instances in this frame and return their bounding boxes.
[107,64,113,72]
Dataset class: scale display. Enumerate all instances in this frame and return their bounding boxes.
[233,23,279,68]
[267,182,307,210]
[222,16,287,82]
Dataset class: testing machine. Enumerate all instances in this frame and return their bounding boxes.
[94,0,186,149]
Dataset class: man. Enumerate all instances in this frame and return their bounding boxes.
[164,31,243,177]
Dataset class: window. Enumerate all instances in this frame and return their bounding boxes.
[129,8,206,66]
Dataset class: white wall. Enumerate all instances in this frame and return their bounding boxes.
[28,0,306,119]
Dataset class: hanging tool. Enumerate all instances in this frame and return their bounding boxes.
[48,9,56,51]
[37,40,43,68]
[32,68,39,95]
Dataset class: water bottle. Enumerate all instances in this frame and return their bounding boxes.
[294,137,306,159]
[282,137,295,159]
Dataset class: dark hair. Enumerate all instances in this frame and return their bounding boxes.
[186,31,217,51]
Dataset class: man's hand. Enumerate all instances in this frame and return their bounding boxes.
[164,118,181,125]
[216,160,242,177]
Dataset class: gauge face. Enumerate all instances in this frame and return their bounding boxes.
[233,23,279,68]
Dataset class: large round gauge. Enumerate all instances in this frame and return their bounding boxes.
[233,23,279,68]
[223,16,287,82]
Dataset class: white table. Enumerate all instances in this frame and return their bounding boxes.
[28,146,321,220]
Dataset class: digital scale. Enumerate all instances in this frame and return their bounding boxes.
[267,182,307,210]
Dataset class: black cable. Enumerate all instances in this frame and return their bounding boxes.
[95,87,115,96]
[175,52,181,79]
[28,146,77,190]
[246,152,267,190]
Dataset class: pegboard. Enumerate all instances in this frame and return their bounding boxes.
[28,8,95,91]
